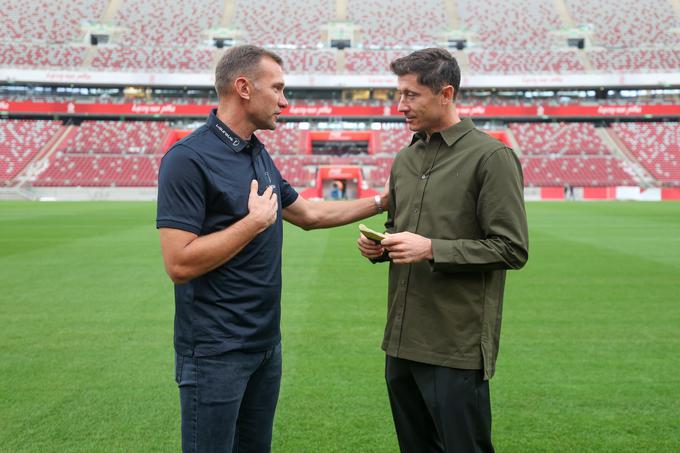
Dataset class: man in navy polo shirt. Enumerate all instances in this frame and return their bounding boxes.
[157,45,388,453]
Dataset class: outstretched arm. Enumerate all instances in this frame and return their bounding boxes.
[283,193,387,230]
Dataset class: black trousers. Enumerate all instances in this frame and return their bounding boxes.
[385,355,495,453]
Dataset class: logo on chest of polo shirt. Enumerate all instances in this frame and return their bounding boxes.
[215,123,240,147]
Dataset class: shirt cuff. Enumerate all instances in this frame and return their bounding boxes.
[156,219,202,235]
[429,238,463,271]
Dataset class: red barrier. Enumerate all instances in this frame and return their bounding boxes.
[583,187,616,200]
[540,187,565,200]
[661,188,680,200]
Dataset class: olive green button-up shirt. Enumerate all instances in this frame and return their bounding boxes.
[378,118,529,380]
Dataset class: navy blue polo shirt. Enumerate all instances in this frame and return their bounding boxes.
[156,109,298,357]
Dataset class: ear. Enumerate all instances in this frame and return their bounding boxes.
[234,76,251,100]
[440,85,454,105]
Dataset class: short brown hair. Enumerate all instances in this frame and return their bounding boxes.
[390,48,461,100]
[214,45,283,97]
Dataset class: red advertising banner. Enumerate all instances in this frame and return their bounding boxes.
[541,104,680,117]
[1,100,678,118]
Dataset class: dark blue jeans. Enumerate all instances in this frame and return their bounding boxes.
[175,342,282,453]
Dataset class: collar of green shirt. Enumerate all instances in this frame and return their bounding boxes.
[410,117,476,147]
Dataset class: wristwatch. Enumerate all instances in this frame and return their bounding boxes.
[374,194,384,213]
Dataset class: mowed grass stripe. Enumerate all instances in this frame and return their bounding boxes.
[1,201,679,452]
[278,223,396,452]
[527,202,680,269]
[494,202,680,452]
[1,202,176,453]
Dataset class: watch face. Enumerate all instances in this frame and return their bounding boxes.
[374,195,383,211]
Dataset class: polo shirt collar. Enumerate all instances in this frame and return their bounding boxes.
[207,109,262,153]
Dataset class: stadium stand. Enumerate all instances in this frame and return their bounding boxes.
[9,117,678,190]
[347,0,447,47]
[91,47,214,71]
[457,0,563,49]
[509,123,611,156]
[257,124,307,155]
[113,0,223,46]
[34,154,160,187]
[1,0,679,74]
[510,122,639,186]
[233,0,333,47]
[271,156,316,188]
[375,126,415,155]
[59,121,171,154]
[520,156,637,187]
[344,50,409,75]
[0,44,86,68]
[0,0,106,42]
[612,122,680,185]
[564,0,679,48]
[33,121,170,187]
[0,120,61,183]
[467,50,584,74]
[276,49,337,74]
[587,49,680,72]
[1,0,679,197]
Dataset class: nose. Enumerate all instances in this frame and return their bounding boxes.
[279,93,288,109]
[397,96,409,113]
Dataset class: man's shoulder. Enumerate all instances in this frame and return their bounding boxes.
[466,127,510,153]
[171,125,212,151]
[162,126,214,163]
[394,137,421,161]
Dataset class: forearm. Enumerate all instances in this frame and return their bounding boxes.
[307,197,379,229]
[167,216,261,283]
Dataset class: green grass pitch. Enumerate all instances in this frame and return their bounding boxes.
[1,201,679,452]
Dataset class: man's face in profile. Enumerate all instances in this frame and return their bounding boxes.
[396,73,451,136]
[248,57,288,131]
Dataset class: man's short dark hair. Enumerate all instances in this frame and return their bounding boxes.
[214,45,283,97]
[390,48,461,100]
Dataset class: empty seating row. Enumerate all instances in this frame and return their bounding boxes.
[0,119,61,182]
[35,154,160,186]
[521,156,636,186]
[60,120,171,155]
[509,122,610,156]
[612,122,680,184]
[347,0,447,47]
[0,0,106,42]
[458,0,563,49]
[13,120,677,188]
[234,0,333,48]
[3,45,680,73]
[564,0,678,48]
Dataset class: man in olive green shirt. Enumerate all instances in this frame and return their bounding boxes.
[358,48,528,453]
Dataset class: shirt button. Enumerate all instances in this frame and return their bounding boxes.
[421,174,427,179]
[413,208,419,213]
